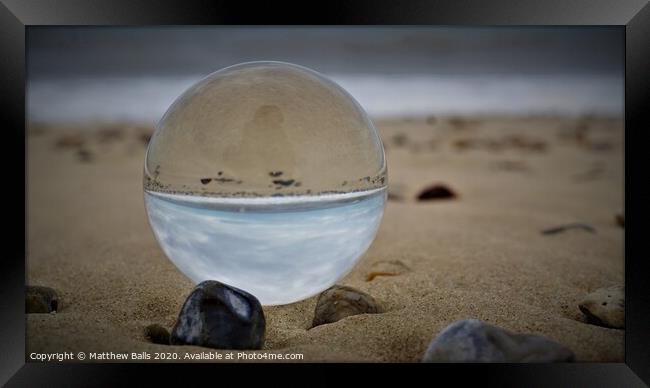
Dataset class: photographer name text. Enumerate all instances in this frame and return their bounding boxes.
[29,351,303,362]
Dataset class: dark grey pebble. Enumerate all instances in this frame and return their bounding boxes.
[26,285,59,313]
[144,324,170,345]
[171,280,265,350]
[272,179,295,187]
[422,319,575,362]
[312,285,381,328]
[417,184,457,201]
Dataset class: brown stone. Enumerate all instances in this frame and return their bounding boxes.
[366,260,410,281]
[312,285,381,328]
[26,285,59,313]
[579,285,624,329]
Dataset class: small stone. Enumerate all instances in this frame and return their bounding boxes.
[54,134,84,149]
[137,128,153,145]
[448,116,468,129]
[422,319,575,362]
[391,133,409,147]
[541,223,596,235]
[26,285,59,313]
[312,285,381,328]
[97,127,124,143]
[144,324,170,345]
[77,148,93,163]
[417,184,457,201]
[170,280,265,350]
[366,260,410,281]
[453,138,473,151]
[272,179,295,187]
[504,135,548,152]
[579,285,624,329]
[616,214,624,228]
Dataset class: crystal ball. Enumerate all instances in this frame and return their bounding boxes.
[143,61,387,305]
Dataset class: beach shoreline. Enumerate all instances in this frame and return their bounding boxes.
[26,115,624,362]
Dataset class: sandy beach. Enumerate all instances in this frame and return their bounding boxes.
[26,115,624,362]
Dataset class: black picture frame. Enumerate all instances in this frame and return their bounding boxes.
[1,1,648,386]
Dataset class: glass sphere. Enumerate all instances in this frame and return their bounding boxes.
[144,61,386,305]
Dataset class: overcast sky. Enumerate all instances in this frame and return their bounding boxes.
[27,27,624,122]
[27,26,623,79]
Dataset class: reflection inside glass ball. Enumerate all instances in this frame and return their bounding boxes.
[144,61,387,305]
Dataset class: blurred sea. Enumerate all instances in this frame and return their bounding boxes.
[27,73,622,125]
